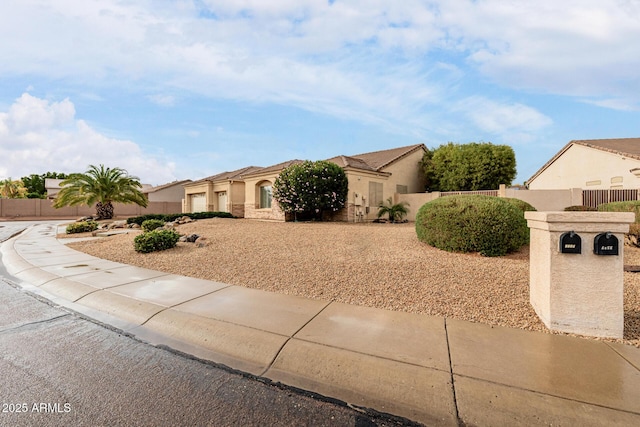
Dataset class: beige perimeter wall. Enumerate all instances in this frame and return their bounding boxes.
[0,199,182,219]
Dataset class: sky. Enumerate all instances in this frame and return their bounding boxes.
[1,0,639,187]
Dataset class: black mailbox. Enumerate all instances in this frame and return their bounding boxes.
[594,232,619,255]
[559,231,581,254]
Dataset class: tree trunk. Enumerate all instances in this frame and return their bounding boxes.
[96,201,114,219]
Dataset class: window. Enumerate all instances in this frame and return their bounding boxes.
[396,184,408,194]
[368,182,383,208]
[260,185,272,209]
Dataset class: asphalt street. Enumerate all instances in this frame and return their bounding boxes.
[0,222,414,426]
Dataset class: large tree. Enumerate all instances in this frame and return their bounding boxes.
[21,172,69,198]
[273,160,348,220]
[53,165,148,219]
[420,142,517,191]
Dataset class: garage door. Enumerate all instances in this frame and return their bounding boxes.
[190,193,206,213]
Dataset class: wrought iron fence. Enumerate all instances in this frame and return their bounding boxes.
[582,189,640,209]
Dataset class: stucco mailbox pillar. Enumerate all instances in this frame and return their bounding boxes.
[525,211,635,339]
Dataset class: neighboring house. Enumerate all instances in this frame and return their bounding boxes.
[326,144,427,222]
[241,160,305,221]
[238,144,427,221]
[45,178,65,199]
[143,180,192,203]
[183,166,264,216]
[184,144,427,221]
[527,138,640,190]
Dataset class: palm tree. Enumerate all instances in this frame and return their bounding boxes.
[53,165,148,219]
[0,178,27,198]
[377,197,409,223]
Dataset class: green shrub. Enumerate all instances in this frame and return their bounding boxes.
[503,198,536,212]
[126,211,234,226]
[66,221,99,234]
[597,201,640,223]
[134,229,180,253]
[141,219,165,232]
[564,205,597,212]
[415,195,529,257]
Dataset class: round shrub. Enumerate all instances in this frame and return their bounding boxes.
[141,219,165,232]
[565,205,597,212]
[134,229,180,253]
[503,197,536,212]
[66,221,98,234]
[415,195,529,257]
[597,201,640,222]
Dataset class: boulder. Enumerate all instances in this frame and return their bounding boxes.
[195,236,208,247]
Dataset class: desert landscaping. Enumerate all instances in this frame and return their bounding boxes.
[65,217,640,348]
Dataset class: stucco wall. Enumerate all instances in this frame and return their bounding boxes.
[528,144,640,190]
[147,185,186,203]
[0,199,182,219]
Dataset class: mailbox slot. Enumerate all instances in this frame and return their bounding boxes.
[559,231,581,254]
[594,232,619,256]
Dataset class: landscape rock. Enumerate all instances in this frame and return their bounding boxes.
[195,236,208,247]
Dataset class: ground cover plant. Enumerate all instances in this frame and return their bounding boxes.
[141,219,166,232]
[66,221,99,234]
[134,229,180,253]
[415,195,529,257]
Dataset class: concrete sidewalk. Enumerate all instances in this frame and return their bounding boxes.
[1,223,640,426]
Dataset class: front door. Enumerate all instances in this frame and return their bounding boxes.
[218,192,228,212]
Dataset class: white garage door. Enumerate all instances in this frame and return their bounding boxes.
[190,193,206,213]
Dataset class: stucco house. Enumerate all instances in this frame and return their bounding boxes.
[527,138,640,190]
[182,166,264,216]
[326,144,427,222]
[235,144,427,221]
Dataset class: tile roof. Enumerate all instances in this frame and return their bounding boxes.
[240,160,305,177]
[188,166,264,185]
[143,179,192,193]
[327,144,426,172]
[527,138,640,184]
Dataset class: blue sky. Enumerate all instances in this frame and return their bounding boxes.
[1,0,639,186]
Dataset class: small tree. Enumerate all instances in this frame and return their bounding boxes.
[377,197,409,223]
[273,160,348,220]
[420,142,517,191]
[53,164,148,219]
[0,178,27,198]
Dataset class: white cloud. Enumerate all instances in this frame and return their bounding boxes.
[0,94,176,185]
[452,96,553,137]
[148,94,176,107]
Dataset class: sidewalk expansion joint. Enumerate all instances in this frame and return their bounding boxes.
[259,300,334,377]
[605,341,640,372]
[136,283,235,327]
[443,318,461,426]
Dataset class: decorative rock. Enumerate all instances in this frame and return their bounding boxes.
[195,236,208,247]
[185,234,199,243]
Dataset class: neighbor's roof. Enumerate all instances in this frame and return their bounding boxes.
[187,166,264,185]
[327,144,426,172]
[527,138,640,184]
[143,179,192,193]
[240,160,305,178]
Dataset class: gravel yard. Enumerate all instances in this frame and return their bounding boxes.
[66,217,640,347]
